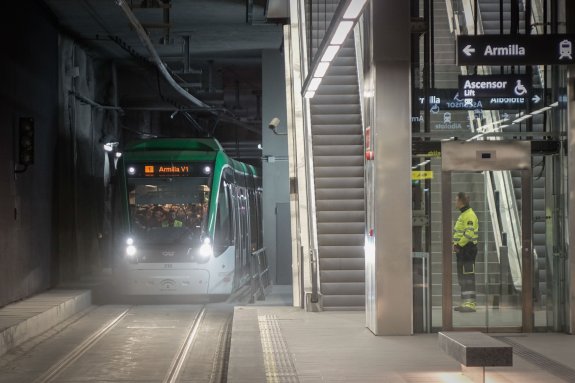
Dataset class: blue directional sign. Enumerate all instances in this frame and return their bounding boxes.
[414,88,545,112]
[459,75,531,98]
[457,34,575,65]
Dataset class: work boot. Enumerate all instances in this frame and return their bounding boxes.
[459,301,476,313]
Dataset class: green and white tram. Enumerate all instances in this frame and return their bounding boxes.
[114,138,262,297]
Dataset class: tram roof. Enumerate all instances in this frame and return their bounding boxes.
[124,138,224,152]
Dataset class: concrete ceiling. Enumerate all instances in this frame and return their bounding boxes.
[43,0,284,62]
[41,0,286,146]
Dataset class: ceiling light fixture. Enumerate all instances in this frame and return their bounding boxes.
[302,0,368,99]
[331,21,354,45]
[321,45,341,63]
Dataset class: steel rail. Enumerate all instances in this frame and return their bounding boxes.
[33,307,131,383]
[162,306,207,383]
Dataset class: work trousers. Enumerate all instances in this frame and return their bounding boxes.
[456,243,477,302]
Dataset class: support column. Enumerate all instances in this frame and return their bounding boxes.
[368,0,413,335]
[567,70,575,334]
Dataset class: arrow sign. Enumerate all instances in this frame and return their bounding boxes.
[457,34,575,65]
[532,95,541,104]
[463,45,476,56]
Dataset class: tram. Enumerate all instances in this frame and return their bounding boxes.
[114,138,262,297]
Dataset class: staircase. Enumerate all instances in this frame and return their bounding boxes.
[306,0,366,310]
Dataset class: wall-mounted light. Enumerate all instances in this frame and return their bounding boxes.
[302,0,368,99]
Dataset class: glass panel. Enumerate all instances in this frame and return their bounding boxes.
[451,171,522,329]
[451,172,486,328]
[128,177,211,245]
[485,171,522,328]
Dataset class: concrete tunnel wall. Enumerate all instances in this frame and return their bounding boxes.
[0,1,59,307]
[0,1,115,308]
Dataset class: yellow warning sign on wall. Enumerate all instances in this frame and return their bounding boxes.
[411,171,434,180]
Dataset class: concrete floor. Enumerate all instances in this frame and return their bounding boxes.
[2,286,575,382]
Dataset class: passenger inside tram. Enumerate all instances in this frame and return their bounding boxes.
[127,180,211,243]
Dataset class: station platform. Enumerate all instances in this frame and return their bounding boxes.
[229,286,575,383]
[1,285,575,382]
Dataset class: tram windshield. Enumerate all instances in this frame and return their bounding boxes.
[127,177,211,244]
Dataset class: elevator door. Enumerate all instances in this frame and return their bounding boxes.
[440,141,533,332]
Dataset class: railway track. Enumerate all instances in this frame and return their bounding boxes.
[0,304,234,383]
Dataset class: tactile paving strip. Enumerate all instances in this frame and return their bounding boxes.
[258,314,300,383]
[496,336,575,382]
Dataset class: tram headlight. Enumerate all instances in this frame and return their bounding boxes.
[126,245,137,257]
[125,238,137,257]
[203,165,212,175]
[127,166,136,175]
[198,238,213,259]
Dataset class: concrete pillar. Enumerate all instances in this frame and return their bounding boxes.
[568,69,575,334]
[262,49,290,285]
[367,0,413,335]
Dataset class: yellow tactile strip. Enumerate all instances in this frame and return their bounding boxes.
[257,314,300,383]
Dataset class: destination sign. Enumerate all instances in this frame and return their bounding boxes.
[458,75,531,98]
[457,34,575,65]
[126,163,212,177]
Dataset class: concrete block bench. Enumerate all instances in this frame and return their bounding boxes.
[438,332,512,383]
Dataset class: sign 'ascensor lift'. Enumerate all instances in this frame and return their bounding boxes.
[457,34,575,66]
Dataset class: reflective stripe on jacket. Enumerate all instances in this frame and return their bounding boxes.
[453,206,478,247]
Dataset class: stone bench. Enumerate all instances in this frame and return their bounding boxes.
[438,332,512,383]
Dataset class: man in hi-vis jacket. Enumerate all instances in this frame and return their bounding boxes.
[453,192,479,313]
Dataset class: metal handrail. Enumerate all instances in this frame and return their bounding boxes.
[249,248,270,302]
[294,0,322,306]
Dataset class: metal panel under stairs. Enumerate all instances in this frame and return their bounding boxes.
[306,0,365,310]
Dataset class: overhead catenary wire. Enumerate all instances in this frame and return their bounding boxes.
[115,0,209,109]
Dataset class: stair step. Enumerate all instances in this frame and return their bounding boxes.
[319,245,365,258]
[314,155,364,167]
[321,282,365,295]
[311,104,361,115]
[313,135,363,146]
[316,199,365,212]
[317,233,364,246]
[321,295,365,308]
[320,269,365,283]
[315,177,365,189]
[320,258,365,270]
[315,188,364,200]
[314,166,364,178]
[317,222,365,235]
[317,210,364,223]
[313,144,363,156]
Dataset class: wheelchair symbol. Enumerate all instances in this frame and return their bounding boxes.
[514,80,528,96]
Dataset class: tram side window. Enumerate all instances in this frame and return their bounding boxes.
[249,190,258,251]
[257,191,263,250]
[214,181,232,253]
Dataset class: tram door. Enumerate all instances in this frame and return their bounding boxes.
[440,141,533,332]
